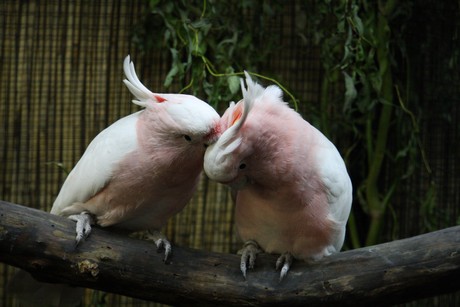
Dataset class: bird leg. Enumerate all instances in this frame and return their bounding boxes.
[68,211,96,246]
[237,240,262,279]
[275,252,293,281]
[145,230,172,262]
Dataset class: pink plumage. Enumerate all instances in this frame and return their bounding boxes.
[11,56,222,307]
[52,55,221,257]
[204,72,352,280]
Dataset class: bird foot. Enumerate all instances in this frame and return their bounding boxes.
[68,211,96,246]
[237,240,262,279]
[145,230,172,262]
[275,252,293,281]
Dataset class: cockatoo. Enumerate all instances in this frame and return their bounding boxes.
[10,56,221,307]
[51,55,221,260]
[204,73,352,280]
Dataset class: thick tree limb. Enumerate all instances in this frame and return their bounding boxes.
[0,200,459,306]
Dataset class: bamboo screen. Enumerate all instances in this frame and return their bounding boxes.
[1,1,459,306]
[0,1,236,305]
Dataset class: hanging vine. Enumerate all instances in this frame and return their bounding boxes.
[133,0,298,110]
[299,0,435,247]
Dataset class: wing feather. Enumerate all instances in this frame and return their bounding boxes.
[315,139,353,252]
[51,111,141,215]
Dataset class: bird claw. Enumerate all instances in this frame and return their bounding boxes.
[237,240,262,279]
[275,252,293,282]
[145,230,172,262]
[68,211,96,247]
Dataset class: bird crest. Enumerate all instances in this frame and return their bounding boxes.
[122,55,220,139]
[217,72,262,147]
[206,72,264,167]
[204,72,285,181]
[123,55,168,107]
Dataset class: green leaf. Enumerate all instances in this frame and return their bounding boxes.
[351,4,364,36]
[227,76,240,95]
[164,65,179,87]
[343,71,357,111]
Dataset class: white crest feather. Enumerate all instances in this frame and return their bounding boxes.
[216,137,242,164]
[213,71,263,150]
[237,71,263,129]
[123,55,154,107]
[226,101,236,126]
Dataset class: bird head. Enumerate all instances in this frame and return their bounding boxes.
[123,55,221,149]
[204,72,269,188]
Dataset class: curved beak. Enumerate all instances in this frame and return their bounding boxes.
[204,124,222,146]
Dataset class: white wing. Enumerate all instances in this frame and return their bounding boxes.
[51,111,141,215]
[315,138,353,252]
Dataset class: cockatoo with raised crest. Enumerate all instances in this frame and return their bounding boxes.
[11,56,221,307]
[51,55,221,260]
[204,72,352,280]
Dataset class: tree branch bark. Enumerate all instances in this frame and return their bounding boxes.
[1,200,459,306]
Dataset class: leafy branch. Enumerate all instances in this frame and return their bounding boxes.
[300,0,432,247]
[133,0,297,109]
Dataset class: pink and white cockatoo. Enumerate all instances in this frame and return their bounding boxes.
[10,56,221,307]
[51,55,221,260]
[204,73,352,280]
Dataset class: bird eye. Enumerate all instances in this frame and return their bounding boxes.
[183,135,192,142]
[239,163,247,170]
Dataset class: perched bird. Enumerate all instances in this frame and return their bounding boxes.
[51,55,221,259]
[204,73,352,280]
[10,55,221,307]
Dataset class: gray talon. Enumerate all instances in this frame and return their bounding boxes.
[68,211,96,246]
[146,230,172,262]
[237,240,262,279]
[276,252,293,281]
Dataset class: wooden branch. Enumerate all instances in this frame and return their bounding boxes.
[1,200,460,306]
